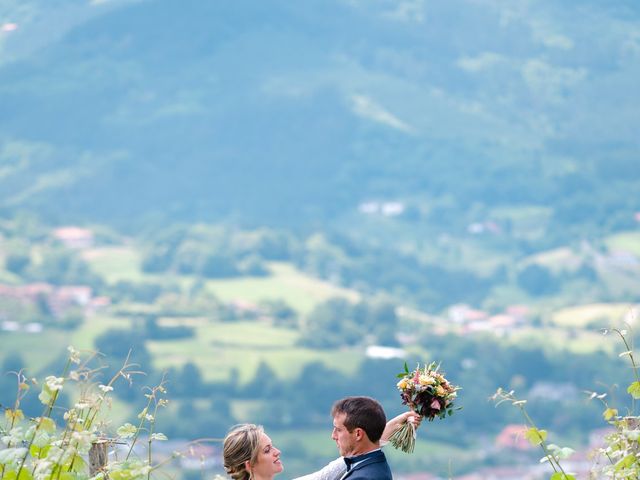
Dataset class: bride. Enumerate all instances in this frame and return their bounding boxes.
[222,411,419,480]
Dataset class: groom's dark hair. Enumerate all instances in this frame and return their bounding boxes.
[331,396,386,442]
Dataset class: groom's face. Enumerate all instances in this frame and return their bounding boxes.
[332,413,357,456]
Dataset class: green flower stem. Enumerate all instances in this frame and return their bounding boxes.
[16,357,73,480]
[614,329,640,383]
[613,329,639,412]
[517,407,562,474]
[494,389,570,478]
[147,397,159,480]
[145,377,167,480]
[125,383,164,463]
[125,398,153,461]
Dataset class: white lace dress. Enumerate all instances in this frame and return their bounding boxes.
[292,457,346,480]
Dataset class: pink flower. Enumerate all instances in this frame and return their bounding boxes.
[430,398,441,411]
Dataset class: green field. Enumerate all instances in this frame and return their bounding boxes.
[82,247,148,283]
[147,320,363,383]
[509,326,618,354]
[204,262,359,314]
[0,330,70,374]
[83,248,359,314]
[605,232,640,257]
[551,303,635,329]
[524,247,582,272]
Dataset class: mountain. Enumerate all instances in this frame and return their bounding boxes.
[0,0,639,235]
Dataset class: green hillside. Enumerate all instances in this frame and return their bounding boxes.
[0,0,638,239]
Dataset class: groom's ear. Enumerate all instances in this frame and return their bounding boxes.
[354,427,364,441]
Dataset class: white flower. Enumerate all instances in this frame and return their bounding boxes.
[67,346,81,364]
[72,431,95,453]
[47,446,65,463]
[45,376,65,392]
[130,464,152,477]
[64,409,78,423]
[39,378,64,406]
[0,447,28,466]
[623,429,640,441]
[98,385,113,393]
[34,459,54,480]
[2,426,25,445]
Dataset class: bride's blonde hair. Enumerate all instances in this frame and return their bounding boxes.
[223,424,263,480]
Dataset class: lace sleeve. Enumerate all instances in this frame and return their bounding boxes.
[292,457,346,480]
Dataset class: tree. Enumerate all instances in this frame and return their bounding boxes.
[175,362,206,397]
[299,298,360,348]
[517,264,559,296]
[5,253,30,274]
[244,362,280,399]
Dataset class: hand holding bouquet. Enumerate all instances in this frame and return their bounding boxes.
[389,361,460,453]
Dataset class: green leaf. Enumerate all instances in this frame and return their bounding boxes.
[29,445,40,457]
[547,443,575,459]
[38,417,56,434]
[525,427,547,446]
[627,381,640,399]
[69,455,87,472]
[117,423,137,439]
[38,385,53,406]
[5,409,24,423]
[5,469,34,480]
[603,408,618,421]
[550,474,575,480]
[615,453,636,471]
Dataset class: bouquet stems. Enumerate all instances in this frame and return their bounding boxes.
[388,420,417,453]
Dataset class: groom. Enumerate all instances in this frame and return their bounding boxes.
[331,396,392,480]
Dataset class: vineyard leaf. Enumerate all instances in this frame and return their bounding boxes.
[525,427,547,446]
[627,382,640,399]
[117,423,137,438]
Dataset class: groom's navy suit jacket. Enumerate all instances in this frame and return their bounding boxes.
[342,449,392,480]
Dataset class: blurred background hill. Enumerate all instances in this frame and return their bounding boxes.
[1,1,639,478]
[2,0,638,231]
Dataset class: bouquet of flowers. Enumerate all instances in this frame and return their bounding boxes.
[389,361,460,453]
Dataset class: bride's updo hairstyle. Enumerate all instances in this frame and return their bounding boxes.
[223,424,263,480]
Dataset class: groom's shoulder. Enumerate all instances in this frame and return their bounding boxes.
[349,451,392,480]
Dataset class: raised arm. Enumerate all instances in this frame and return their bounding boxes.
[381,410,421,444]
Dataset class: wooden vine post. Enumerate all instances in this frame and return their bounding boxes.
[89,439,110,478]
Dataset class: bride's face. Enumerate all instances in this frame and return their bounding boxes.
[249,433,283,480]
